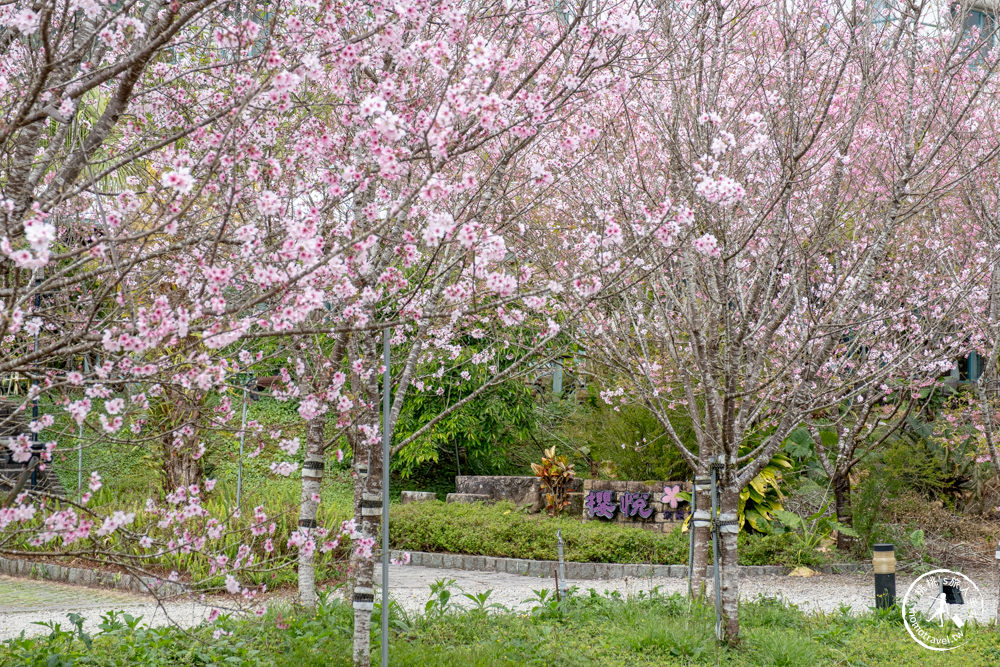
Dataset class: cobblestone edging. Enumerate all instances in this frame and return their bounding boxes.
[386,550,866,580]
[0,556,186,597]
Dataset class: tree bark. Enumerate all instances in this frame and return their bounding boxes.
[161,445,202,491]
[690,481,711,598]
[155,385,203,493]
[718,486,741,645]
[349,334,383,667]
[297,414,326,608]
[348,421,381,667]
[831,471,854,552]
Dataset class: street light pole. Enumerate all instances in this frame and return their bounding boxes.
[29,279,41,489]
[236,379,249,510]
[381,327,390,667]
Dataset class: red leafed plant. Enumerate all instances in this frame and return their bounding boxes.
[531,447,576,517]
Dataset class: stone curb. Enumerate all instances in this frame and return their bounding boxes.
[0,556,187,597]
[0,552,865,594]
[385,550,864,580]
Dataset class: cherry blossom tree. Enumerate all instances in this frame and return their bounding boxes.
[7,0,1000,658]
[573,0,1000,643]
[954,132,1000,482]
[1,0,295,473]
[247,2,658,662]
[1,2,660,666]
[0,0,349,633]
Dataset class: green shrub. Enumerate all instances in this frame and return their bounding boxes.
[392,349,537,481]
[738,532,828,568]
[391,501,830,567]
[391,500,687,564]
[544,399,690,481]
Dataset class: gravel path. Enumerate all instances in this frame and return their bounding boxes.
[372,565,1000,622]
[0,575,219,641]
[3,565,997,641]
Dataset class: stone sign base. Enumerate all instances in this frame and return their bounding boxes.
[407,476,691,533]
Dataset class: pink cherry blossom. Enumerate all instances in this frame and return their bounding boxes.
[161,168,194,194]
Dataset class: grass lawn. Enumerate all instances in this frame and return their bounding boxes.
[2,588,998,666]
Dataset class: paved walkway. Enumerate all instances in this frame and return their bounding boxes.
[0,574,218,641]
[0,574,142,613]
[2,565,997,641]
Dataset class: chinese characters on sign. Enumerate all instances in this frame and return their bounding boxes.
[620,491,654,518]
[584,486,687,521]
[584,490,616,519]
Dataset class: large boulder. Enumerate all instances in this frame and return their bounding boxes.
[456,475,541,510]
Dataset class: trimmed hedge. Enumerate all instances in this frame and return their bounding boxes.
[390,501,832,567]
[391,500,687,564]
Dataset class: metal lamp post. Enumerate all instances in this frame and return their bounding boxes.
[380,327,390,667]
[236,375,250,510]
[29,280,41,489]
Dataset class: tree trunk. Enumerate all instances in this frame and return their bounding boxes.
[297,414,326,607]
[349,331,383,667]
[155,389,203,492]
[349,423,381,667]
[161,441,202,491]
[349,478,376,667]
[832,471,854,552]
[351,560,375,667]
[718,486,741,645]
[690,482,711,598]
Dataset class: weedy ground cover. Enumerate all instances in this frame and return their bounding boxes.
[3,584,997,666]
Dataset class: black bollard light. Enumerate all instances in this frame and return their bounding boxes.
[873,544,896,609]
